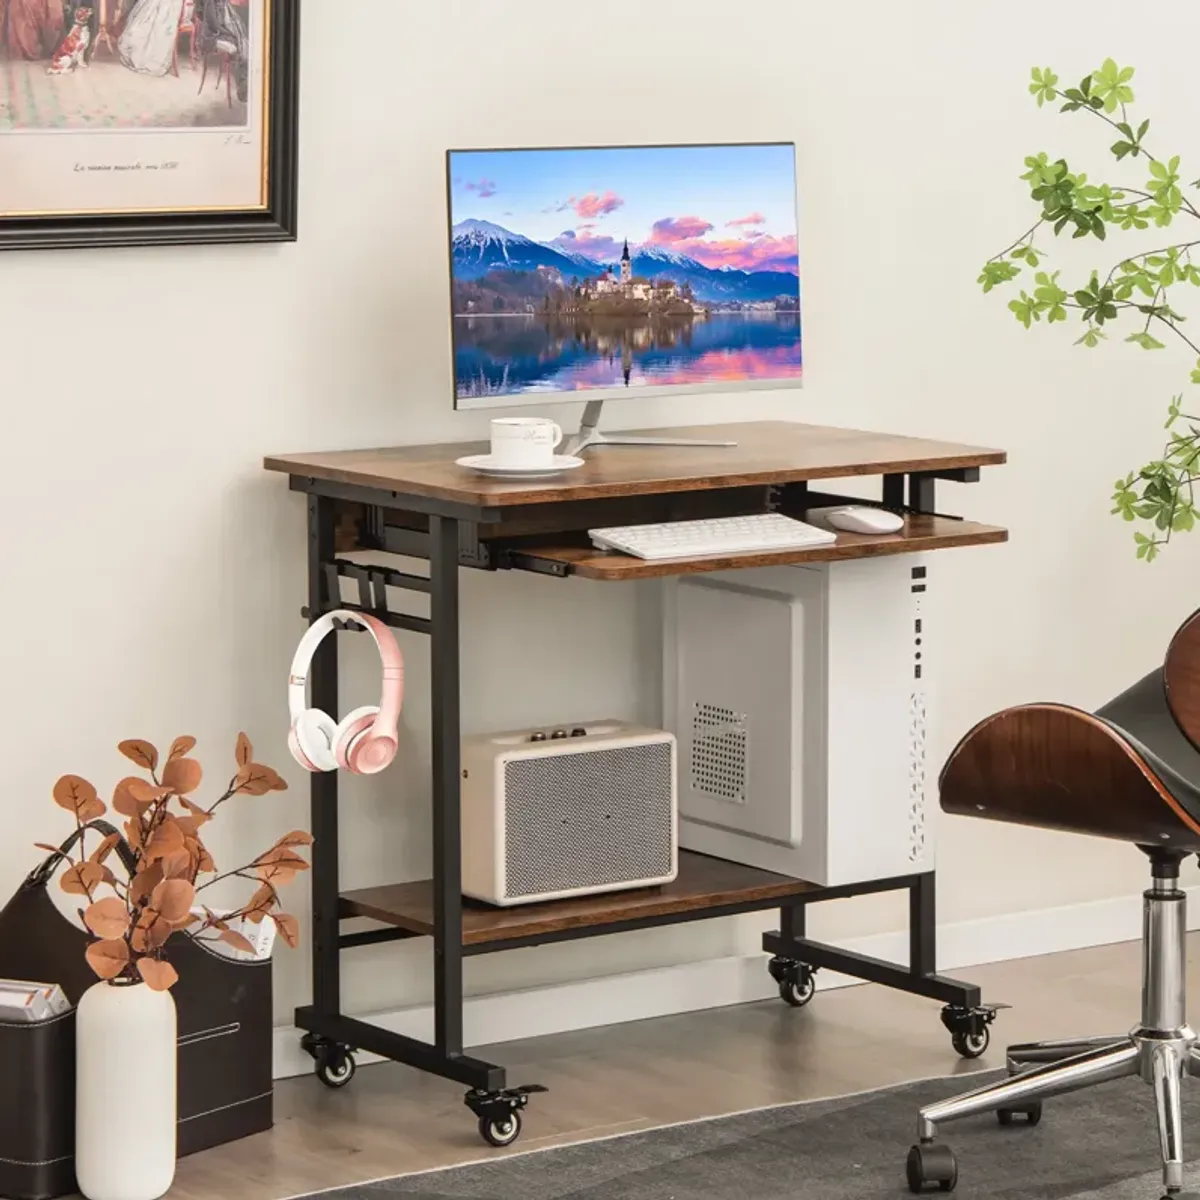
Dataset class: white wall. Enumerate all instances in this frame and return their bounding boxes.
[4,0,1198,1029]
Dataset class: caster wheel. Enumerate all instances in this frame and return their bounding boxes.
[769,957,817,1008]
[315,1046,356,1089]
[997,1102,1041,1127]
[779,971,816,1008]
[906,1142,958,1193]
[952,1026,990,1059]
[479,1109,522,1147]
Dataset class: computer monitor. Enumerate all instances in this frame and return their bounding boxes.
[446,142,801,451]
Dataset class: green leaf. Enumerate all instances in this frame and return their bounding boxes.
[1029,65,1059,107]
[979,260,1021,292]
[1032,270,1068,307]
[1137,118,1150,140]
[1075,328,1106,347]
[1091,58,1136,112]
[1008,296,1035,328]
[1126,331,1167,350]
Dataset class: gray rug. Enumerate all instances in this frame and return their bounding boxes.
[298,1071,1200,1199]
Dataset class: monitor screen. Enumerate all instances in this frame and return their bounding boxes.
[446,143,801,409]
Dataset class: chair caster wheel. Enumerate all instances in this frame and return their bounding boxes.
[768,956,817,1008]
[906,1142,958,1193]
[479,1110,522,1147]
[997,1102,1041,1126]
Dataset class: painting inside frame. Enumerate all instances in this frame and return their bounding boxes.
[0,0,272,218]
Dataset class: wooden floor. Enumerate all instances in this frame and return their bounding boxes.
[171,936,1193,1200]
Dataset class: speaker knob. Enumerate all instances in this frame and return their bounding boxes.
[529,731,547,742]
[550,729,568,739]
[570,727,587,738]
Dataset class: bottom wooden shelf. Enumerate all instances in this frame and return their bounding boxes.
[340,850,817,949]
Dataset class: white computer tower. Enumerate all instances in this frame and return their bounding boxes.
[663,555,933,887]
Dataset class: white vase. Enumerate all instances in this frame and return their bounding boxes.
[76,980,176,1200]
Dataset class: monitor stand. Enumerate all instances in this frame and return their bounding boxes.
[565,400,738,456]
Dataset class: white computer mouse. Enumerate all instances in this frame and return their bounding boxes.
[824,506,905,535]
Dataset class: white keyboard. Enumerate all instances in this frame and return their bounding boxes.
[589,512,837,561]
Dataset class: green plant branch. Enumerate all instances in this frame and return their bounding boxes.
[1071,103,1200,219]
[1152,313,1200,356]
[990,220,1045,263]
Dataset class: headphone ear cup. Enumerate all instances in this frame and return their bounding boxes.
[333,706,380,772]
[293,709,339,773]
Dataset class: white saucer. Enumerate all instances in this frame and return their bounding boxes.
[456,454,585,479]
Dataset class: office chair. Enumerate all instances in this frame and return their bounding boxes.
[906,608,1200,1198]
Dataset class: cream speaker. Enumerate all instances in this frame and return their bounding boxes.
[460,721,678,906]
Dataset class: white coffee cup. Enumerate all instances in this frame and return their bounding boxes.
[489,417,564,469]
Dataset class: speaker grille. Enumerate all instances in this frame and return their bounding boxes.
[503,742,674,900]
[691,702,748,804]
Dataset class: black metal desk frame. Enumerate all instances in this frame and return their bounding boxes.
[287,467,995,1145]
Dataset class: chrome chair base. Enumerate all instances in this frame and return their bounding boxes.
[907,859,1195,1197]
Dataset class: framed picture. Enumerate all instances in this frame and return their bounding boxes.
[0,0,298,251]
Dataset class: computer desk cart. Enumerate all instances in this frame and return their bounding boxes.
[263,420,1008,1147]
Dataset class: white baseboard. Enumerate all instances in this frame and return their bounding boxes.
[274,884,1200,1079]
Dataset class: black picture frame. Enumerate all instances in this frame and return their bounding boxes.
[0,0,299,252]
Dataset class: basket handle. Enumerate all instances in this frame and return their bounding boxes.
[27,820,139,888]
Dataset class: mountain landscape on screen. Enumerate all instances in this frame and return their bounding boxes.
[447,144,802,403]
[451,218,800,306]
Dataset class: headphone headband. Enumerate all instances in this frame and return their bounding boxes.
[288,610,404,733]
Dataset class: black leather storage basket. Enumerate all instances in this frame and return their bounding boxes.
[0,823,273,1200]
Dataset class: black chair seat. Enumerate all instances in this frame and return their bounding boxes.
[1096,668,1200,825]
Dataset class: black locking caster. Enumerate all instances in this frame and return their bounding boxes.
[906,1142,958,1193]
[941,1003,1003,1059]
[479,1110,522,1147]
[768,956,817,1008]
[301,1032,357,1089]
[997,1102,1041,1126]
[465,1084,548,1148]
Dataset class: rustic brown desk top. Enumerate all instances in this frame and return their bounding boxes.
[264,421,1005,509]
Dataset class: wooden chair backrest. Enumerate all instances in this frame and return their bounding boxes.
[1165,608,1200,750]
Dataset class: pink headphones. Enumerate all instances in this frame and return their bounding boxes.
[288,610,404,776]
